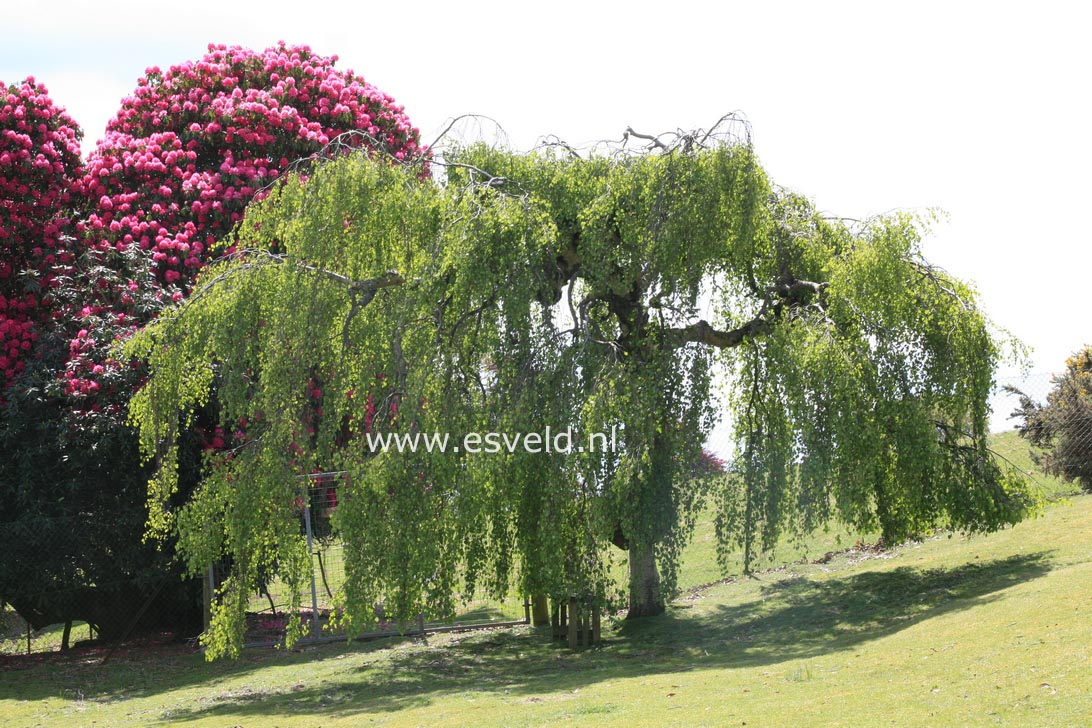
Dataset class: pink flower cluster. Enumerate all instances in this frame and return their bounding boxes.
[80,42,423,289]
[60,43,424,406]
[0,78,84,393]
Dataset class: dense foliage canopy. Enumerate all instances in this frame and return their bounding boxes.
[130,121,1034,658]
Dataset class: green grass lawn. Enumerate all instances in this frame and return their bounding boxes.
[989,430,1081,502]
[3,488,1088,727]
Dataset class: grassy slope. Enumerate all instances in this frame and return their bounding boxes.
[989,430,1081,501]
[668,429,1078,593]
[2,488,1089,728]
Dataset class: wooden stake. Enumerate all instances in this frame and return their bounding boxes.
[567,597,577,648]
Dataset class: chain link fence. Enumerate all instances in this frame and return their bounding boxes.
[990,371,1054,434]
[990,371,1089,499]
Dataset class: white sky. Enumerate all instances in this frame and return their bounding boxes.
[3,0,1089,433]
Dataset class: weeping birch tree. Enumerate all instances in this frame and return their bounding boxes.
[128,121,1034,658]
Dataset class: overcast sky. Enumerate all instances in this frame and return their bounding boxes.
[3,0,1088,432]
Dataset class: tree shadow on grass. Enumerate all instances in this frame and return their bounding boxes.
[138,551,1051,724]
[620,551,1052,663]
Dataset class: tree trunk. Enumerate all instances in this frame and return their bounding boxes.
[627,542,664,618]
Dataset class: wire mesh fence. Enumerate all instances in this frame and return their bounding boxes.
[0,477,527,659]
[207,473,529,650]
[990,370,1091,499]
[0,605,96,656]
[990,371,1055,434]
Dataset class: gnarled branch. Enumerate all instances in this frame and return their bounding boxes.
[667,317,772,349]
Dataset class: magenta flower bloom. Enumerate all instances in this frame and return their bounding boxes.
[81,42,425,290]
[0,77,83,395]
[41,43,425,410]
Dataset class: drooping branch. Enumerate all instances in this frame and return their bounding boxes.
[906,258,973,312]
[623,126,670,152]
[340,269,406,355]
[182,249,405,309]
[280,254,406,296]
[146,248,408,363]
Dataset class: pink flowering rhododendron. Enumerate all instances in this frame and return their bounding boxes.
[60,42,425,407]
[2,42,424,477]
[81,42,422,287]
[0,78,84,395]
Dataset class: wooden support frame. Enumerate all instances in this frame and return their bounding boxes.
[551,595,601,648]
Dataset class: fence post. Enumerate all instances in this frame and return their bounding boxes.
[203,564,214,633]
[302,482,320,640]
[567,596,578,648]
